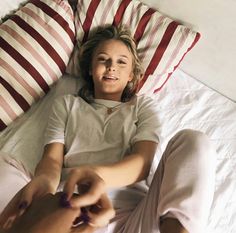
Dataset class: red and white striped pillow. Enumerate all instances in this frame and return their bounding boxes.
[68,0,200,94]
[0,0,75,131]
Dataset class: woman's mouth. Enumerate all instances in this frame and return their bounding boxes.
[103,75,118,81]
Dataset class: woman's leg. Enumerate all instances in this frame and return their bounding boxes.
[0,155,31,213]
[117,129,216,233]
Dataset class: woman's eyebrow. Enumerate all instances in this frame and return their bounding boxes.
[97,52,130,59]
[119,55,129,59]
[97,52,107,55]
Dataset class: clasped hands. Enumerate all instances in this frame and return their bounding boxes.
[0,167,115,233]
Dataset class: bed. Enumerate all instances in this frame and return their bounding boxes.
[1,0,236,233]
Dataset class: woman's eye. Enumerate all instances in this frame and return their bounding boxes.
[118,60,127,65]
[98,57,106,62]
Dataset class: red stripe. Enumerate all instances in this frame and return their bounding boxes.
[0,76,30,112]
[82,0,101,42]
[0,36,50,94]
[112,0,132,26]
[153,74,171,93]
[134,8,155,43]
[30,0,75,43]
[11,15,65,74]
[138,21,179,90]
[0,119,7,131]
[0,95,18,120]
[153,32,201,93]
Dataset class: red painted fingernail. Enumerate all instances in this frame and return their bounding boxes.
[59,193,71,208]
[60,192,68,201]
[80,213,90,223]
[18,201,28,210]
[60,199,71,208]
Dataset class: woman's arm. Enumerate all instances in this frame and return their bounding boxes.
[34,142,64,191]
[94,140,158,189]
[64,140,157,198]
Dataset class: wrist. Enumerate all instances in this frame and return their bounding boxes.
[91,165,110,189]
[75,165,108,190]
[35,174,60,193]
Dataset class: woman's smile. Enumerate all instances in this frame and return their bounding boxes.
[102,74,119,81]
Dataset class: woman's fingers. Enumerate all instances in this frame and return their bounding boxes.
[63,168,106,208]
[70,223,96,233]
[62,167,115,230]
[71,180,104,207]
[88,193,115,228]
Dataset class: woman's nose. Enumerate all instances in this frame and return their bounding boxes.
[106,60,115,71]
[107,66,115,71]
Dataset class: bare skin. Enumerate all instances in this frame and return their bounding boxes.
[160,218,189,233]
[0,193,82,233]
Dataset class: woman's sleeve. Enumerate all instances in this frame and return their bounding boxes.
[43,95,70,146]
[131,96,161,145]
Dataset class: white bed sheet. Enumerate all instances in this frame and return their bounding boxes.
[0,69,236,233]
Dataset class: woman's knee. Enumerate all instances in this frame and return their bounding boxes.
[174,129,213,152]
[166,129,216,167]
[175,129,210,145]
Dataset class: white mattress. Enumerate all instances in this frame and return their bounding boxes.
[0,69,236,233]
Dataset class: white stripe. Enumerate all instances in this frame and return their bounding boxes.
[0,67,35,104]
[0,104,13,126]
[76,0,89,24]
[121,0,148,33]
[0,84,25,117]
[24,4,74,54]
[99,0,116,25]
[0,49,45,97]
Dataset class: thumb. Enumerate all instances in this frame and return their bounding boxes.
[0,186,33,229]
[62,169,84,201]
[18,182,37,209]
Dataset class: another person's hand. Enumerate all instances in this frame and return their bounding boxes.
[0,175,57,229]
[0,192,82,233]
[63,167,115,229]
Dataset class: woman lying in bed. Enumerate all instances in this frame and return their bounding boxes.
[0,25,216,233]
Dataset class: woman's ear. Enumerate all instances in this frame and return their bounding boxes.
[128,72,134,82]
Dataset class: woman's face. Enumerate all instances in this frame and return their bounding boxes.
[90,39,133,101]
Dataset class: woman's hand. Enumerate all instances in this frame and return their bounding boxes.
[0,143,64,230]
[63,167,115,230]
[0,175,57,229]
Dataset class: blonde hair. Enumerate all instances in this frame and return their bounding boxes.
[78,25,143,102]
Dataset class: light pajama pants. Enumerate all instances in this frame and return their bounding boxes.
[0,129,216,233]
